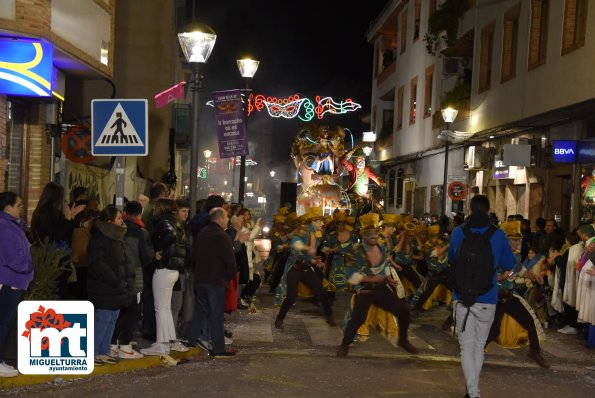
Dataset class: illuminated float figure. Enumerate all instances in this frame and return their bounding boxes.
[291,124,351,216]
[339,146,385,214]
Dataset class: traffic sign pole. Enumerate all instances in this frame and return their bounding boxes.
[115,156,125,211]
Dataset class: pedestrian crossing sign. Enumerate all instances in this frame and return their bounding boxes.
[91,99,148,156]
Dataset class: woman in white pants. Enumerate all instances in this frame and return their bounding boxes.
[141,199,190,355]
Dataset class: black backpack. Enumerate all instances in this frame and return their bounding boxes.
[449,223,497,308]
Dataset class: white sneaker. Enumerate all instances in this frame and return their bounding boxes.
[118,344,144,359]
[558,326,578,335]
[110,344,119,357]
[0,362,18,377]
[225,336,233,345]
[140,342,169,356]
[170,341,190,352]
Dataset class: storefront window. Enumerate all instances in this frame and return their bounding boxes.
[3,100,26,194]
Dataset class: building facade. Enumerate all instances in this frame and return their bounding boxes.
[369,0,594,229]
[0,0,115,220]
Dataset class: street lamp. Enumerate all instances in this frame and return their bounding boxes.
[237,57,260,205]
[203,149,212,159]
[270,170,276,178]
[177,22,216,217]
[440,107,458,216]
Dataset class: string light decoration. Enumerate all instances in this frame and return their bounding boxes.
[314,96,361,119]
[208,93,361,121]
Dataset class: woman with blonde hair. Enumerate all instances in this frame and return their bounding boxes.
[238,208,264,305]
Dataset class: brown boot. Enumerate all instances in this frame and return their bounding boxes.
[397,338,419,354]
[336,344,349,358]
[274,316,283,329]
[326,315,337,327]
[528,348,550,369]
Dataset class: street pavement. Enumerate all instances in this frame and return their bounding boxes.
[3,289,595,398]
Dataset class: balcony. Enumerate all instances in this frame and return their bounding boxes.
[377,61,396,85]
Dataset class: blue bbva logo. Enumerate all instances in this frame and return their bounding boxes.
[552,140,577,163]
[18,301,94,374]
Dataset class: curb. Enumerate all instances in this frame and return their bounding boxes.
[0,348,205,390]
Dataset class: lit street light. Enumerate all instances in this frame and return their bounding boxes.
[203,149,212,159]
[441,107,458,216]
[237,57,260,205]
[270,170,276,178]
[177,22,216,216]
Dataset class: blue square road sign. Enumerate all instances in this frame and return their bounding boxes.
[91,99,148,156]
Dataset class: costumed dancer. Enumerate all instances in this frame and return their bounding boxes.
[414,223,430,276]
[518,247,548,325]
[275,206,335,328]
[484,221,550,368]
[263,212,288,283]
[321,212,358,296]
[393,220,424,297]
[267,220,293,295]
[410,226,451,314]
[337,213,418,357]
[379,213,399,252]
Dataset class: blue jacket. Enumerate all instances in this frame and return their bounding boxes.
[448,224,516,304]
[0,211,34,290]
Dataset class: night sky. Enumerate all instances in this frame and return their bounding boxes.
[192,0,386,167]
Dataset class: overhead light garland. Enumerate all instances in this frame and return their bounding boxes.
[207,93,361,121]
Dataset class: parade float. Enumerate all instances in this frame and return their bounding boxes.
[290,124,384,217]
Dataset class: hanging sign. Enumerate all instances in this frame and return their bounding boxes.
[213,89,248,159]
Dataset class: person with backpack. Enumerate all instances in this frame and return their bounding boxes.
[447,195,516,398]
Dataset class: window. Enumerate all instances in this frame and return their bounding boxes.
[381,109,394,141]
[501,3,520,83]
[414,0,421,41]
[528,0,549,70]
[562,0,587,54]
[400,8,408,54]
[397,86,404,130]
[479,22,495,93]
[410,76,418,125]
[424,65,434,118]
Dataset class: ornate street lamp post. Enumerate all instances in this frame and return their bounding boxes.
[236,57,259,205]
[441,107,458,216]
[177,22,216,216]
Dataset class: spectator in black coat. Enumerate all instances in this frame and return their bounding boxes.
[141,199,189,356]
[191,208,238,357]
[110,201,154,359]
[88,205,128,365]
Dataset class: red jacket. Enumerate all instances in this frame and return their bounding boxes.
[340,156,382,191]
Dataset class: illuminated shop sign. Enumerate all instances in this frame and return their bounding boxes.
[578,140,595,163]
[551,140,595,163]
[0,38,53,97]
[552,140,577,163]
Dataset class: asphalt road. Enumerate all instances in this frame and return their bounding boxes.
[4,289,595,398]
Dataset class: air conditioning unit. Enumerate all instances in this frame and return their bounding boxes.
[443,57,471,76]
[466,146,490,169]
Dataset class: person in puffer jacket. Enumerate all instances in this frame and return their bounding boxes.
[141,198,189,356]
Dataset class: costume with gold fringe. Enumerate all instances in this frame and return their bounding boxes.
[393,230,424,296]
[275,207,333,323]
[485,221,546,352]
[341,213,409,342]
